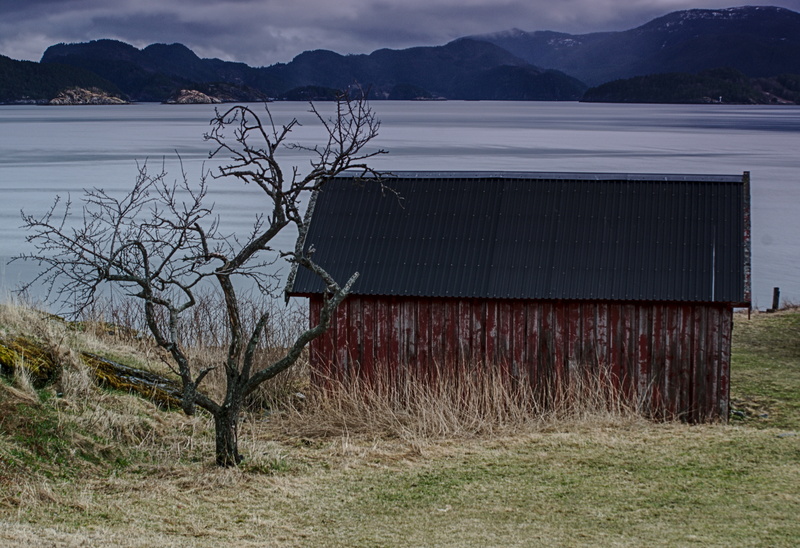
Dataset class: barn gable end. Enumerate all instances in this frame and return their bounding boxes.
[287,171,751,421]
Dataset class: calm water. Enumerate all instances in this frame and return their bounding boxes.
[1,102,799,309]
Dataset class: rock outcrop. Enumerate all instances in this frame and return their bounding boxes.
[1,334,181,409]
[165,89,222,104]
[48,87,128,105]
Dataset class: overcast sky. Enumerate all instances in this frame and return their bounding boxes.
[2,1,800,66]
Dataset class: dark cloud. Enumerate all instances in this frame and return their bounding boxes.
[2,1,800,65]
[322,1,533,49]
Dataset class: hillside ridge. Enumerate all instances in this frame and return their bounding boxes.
[3,5,800,103]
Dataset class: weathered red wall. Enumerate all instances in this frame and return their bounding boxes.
[308,295,733,422]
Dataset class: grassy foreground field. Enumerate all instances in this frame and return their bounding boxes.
[1,307,798,547]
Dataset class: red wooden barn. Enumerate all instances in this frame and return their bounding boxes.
[286,171,751,422]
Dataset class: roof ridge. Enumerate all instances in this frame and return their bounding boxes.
[334,171,746,183]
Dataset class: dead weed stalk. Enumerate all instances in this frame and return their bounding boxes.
[274,361,648,442]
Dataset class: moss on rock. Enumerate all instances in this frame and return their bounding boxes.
[0,336,62,387]
[0,334,181,409]
[81,353,182,409]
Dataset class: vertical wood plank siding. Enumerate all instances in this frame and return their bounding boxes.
[309,296,733,422]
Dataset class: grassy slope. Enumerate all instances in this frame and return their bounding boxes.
[1,309,798,547]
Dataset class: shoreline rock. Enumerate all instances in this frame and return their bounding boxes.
[164,89,222,104]
[48,87,128,105]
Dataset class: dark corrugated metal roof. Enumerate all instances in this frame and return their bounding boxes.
[287,171,750,304]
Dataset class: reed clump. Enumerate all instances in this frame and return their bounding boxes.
[272,362,647,442]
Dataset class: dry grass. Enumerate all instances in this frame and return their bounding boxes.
[1,424,797,547]
[76,292,310,409]
[275,363,647,443]
[0,301,798,546]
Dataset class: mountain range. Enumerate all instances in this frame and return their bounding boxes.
[476,5,800,86]
[2,5,800,104]
[36,38,587,102]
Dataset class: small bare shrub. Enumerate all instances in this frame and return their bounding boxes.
[11,357,36,398]
[58,362,96,400]
[90,290,313,413]
[13,481,60,510]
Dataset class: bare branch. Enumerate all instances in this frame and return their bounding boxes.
[18,92,386,466]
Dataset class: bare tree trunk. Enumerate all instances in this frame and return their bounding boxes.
[19,94,385,467]
[213,405,243,467]
[181,382,198,416]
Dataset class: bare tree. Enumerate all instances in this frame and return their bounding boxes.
[17,93,386,466]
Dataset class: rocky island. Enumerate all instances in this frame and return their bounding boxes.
[47,87,128,105]
[164,89,222,104]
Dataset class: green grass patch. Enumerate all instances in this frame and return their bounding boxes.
[0,391,73,479]
[9,426,793,547]
[301,430,799,547]
[731,310,800,429]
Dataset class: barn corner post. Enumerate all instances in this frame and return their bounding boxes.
[742,170,752,309]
